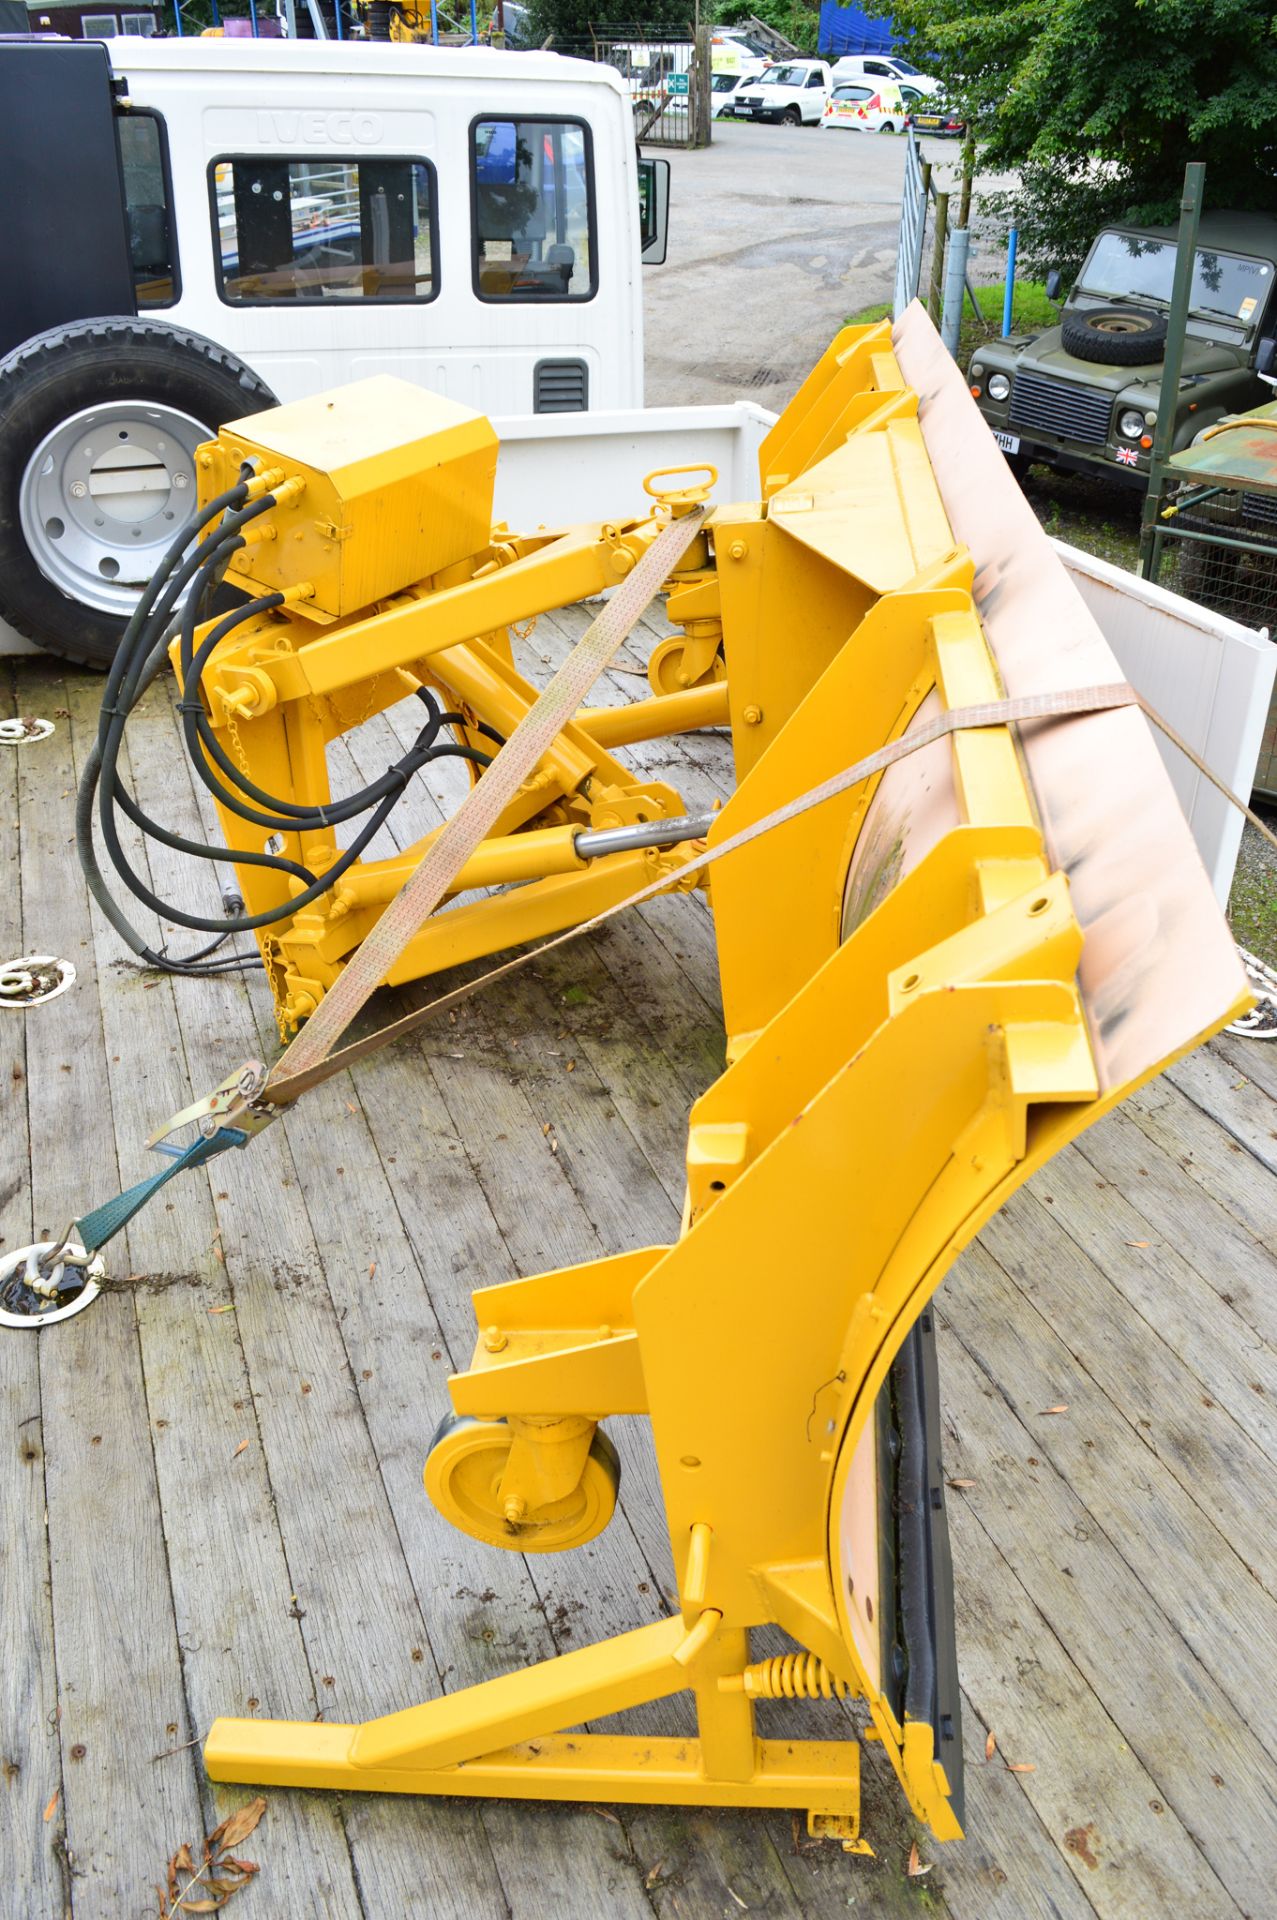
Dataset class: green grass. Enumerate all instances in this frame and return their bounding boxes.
[847,279,1055,367]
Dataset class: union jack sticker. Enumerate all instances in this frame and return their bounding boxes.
[1115,446,1139,466]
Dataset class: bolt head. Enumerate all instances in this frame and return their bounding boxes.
[173,472,190,490]
[743,704,763,725]
[728,540,748,561]
[68,480,87,499]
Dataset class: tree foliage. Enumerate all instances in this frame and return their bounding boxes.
[526,0,694,44]
[866,0,1277,277]
[716,0,819,50]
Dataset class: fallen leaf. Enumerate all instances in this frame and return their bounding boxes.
[208,1304,235,1315]
[217,1797,267,1851]
[947,1477,976,1489]
[368,1262,377,1279]
[588,1806,621,1825]
[644,1858,665,1889]
[345,1102,358,1115]
[906,1841,931,1878]
[232,1439,250,1458]
[1006,1761,1036,1773]
[43,1787,59,1822]
[985,1730,997,1761]
[1040,1405,1069,1416]
[1125,1240,1150,1249]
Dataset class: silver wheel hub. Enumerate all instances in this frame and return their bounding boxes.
[19,400,209,617]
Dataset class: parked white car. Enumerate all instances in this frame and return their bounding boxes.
[710,70,750,117]
[830,53,940,96]
[732,59,832,126]
[820,78,909,133]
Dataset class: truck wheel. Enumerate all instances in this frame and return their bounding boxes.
[783,105,802,125]
[0,317,276,669]
[1059,305,1168,367]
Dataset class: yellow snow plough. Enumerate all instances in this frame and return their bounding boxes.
[119,308,1246,1847]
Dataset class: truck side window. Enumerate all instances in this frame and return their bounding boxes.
[117,112,177,308]
[212,157,437,305]
[471,118,596,302]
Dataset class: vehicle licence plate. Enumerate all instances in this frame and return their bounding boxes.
[991,431,1020,454]
[915,115,941,127]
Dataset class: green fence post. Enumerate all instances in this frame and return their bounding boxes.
[1139,161,1206,582]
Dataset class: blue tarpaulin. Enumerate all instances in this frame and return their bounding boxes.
[817,3,896,55]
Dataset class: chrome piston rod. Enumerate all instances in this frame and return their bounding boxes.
[574,812,715,861]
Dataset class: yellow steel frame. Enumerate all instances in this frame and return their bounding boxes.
[204,322,1248,1845]
[180,390,733,1035]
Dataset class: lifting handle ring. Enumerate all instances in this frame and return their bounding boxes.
[643,464,719,514]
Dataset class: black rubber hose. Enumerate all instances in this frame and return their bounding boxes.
[76,628,265,971]
[176,581,450,829]
[79,501,503,962]
[78,508,285,967]
[95,586,470,936]
[97,476,250,749]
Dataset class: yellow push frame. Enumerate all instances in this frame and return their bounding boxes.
[205,316,1250,1845]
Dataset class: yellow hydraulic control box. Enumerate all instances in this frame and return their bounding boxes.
[201,376,499,618]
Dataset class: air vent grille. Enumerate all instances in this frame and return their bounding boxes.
[533,358,589,414]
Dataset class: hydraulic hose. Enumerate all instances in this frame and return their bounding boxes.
[77,487,507,972]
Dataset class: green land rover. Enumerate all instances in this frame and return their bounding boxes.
[968,211,1277,488]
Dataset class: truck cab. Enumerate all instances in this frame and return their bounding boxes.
[968,211,1277,489]
[0,35,669,660]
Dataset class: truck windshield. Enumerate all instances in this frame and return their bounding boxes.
[758,66,807,85]
[1078,232,1274,332]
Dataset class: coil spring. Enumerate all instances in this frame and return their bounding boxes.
[741,1653,849,1701]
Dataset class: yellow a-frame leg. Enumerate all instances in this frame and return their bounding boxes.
[205,1615,865,1830]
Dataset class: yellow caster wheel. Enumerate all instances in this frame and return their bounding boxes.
[424,1414,621,1553]
[647,636,726,698]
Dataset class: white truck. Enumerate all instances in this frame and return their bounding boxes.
[731,58,833,127]
[0,34,670,663]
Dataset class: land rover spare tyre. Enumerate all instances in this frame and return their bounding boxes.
[0,317,276,669]
[1059,305,1169,367]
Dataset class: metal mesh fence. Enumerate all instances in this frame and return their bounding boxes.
[1156,482,1277,795]
[556,26,709,147]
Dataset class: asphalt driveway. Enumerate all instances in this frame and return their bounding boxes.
[643,119,991,408]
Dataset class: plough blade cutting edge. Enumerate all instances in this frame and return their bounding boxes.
[202,306,1249,1846]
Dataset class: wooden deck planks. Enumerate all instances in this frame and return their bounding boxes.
[62,674,368,1914]
[0,674,65,1920]
[941,1244,1277,1918]
[3,648,1276,1919]
[14,664,209,1917]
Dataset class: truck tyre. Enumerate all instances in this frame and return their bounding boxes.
[1059,305,1168,367]
[0,317,276,669]
[783,105,802,125]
